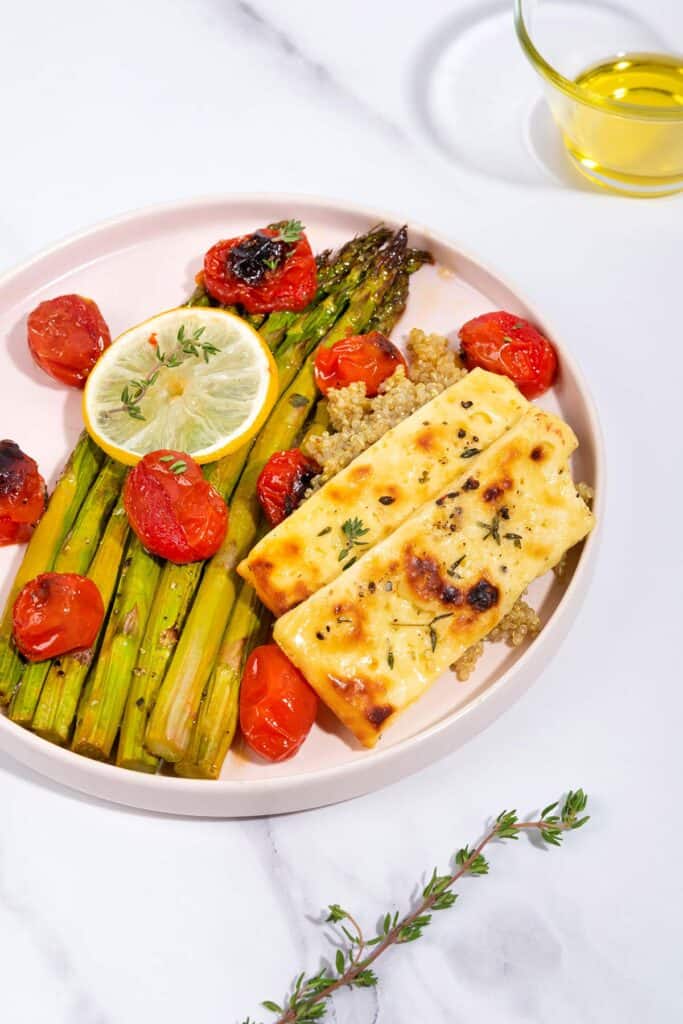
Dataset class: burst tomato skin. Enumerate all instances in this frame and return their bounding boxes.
[240,644,318,762]
[27,294,111,388]
[314,332,407,398]
[203,227,317,314]
[12,573,104,662]
[458,312,558,399]
[257,448,320,527]
[0,440,46,546]
[123,451,228,564]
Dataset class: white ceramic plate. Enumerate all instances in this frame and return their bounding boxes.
[0,194,603,816]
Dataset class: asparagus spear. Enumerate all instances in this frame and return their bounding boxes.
[175,403,330,778]
[116,233,389,771]
[32,499,130,744]
[175,580,268,778]
[0,434,103,704]
[146,228,408,762]
[71,534,161,761]
[9,459,127,726]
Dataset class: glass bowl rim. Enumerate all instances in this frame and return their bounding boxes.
[514,0,683,123]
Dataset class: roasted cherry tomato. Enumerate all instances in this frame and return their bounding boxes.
[0,519,32,545]
[123,450,228,564]
[203,223,317,314]
[12,573,104,662]
[240,643,318,762]
[27,294,111,388]
[257,448,320,527]
[314,331,407,398]
[458,312,558,399]
[0,440,46,546]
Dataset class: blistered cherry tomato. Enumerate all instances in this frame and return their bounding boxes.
[0,519,32,545]
[123,450,228,564]
[27,294,111,388]
[314,331,407,398]
[12,573,104,662]
[240,644,318,761]
[458,312,558,399]
[203,224,317,314]
[0,440,46,546]
[257,448,320,527]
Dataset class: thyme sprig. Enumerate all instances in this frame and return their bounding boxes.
[243,789,589,1024]
[109,324,220,421]
[477,513,501,544]
[392,611,454,653]
[338,518,370,563]
[271,219,305,244]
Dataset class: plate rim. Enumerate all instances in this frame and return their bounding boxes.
[0,191,605,816]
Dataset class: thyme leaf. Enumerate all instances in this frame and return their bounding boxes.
[477,514,501,544]
[338,517,370,561]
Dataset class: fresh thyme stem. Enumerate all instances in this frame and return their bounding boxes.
[243,789,589,1024]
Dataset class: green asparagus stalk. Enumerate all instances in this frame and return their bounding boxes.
[175,403,331,778]
[116,232,389,771]
[175,581,268,778]
[145,228,408,762]
[31,499,130,745]
[0,434,103,704]
[72,534,161,761]
[9,459,127,726]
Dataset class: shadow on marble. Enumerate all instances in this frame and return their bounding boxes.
[410,0,598,194]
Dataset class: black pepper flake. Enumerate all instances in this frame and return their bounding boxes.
[461,400,473,409]
[500,506,510,520]
[378,495,395,506]
[457,428,466,439]
[315,631,325,640]
[368,581,376,593]
[460,447,481,459]
[463,477,479,491]
[472,435,479,443]
[436,491,459,507]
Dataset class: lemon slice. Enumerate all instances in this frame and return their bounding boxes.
[83,307,278,465]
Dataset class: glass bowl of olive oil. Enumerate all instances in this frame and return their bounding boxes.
[514,0,683,196]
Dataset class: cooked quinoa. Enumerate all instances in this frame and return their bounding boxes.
[452,642,484,682]
[452,597,541,681]
[304,330,465,482]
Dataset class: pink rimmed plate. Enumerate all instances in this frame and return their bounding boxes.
[0,194,603,816]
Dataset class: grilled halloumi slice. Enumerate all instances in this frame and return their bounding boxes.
[274,408,594,747]
[239,368,528,615]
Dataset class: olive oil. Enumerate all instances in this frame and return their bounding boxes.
[575,53,683,109]
[563,52,683,194]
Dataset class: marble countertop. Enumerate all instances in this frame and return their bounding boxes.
[1,1,681,1021]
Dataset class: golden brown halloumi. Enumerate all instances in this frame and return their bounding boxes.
[239,369,528,615]
[274,408,594,747]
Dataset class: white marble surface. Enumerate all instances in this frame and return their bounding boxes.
[1,1,682,1021]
